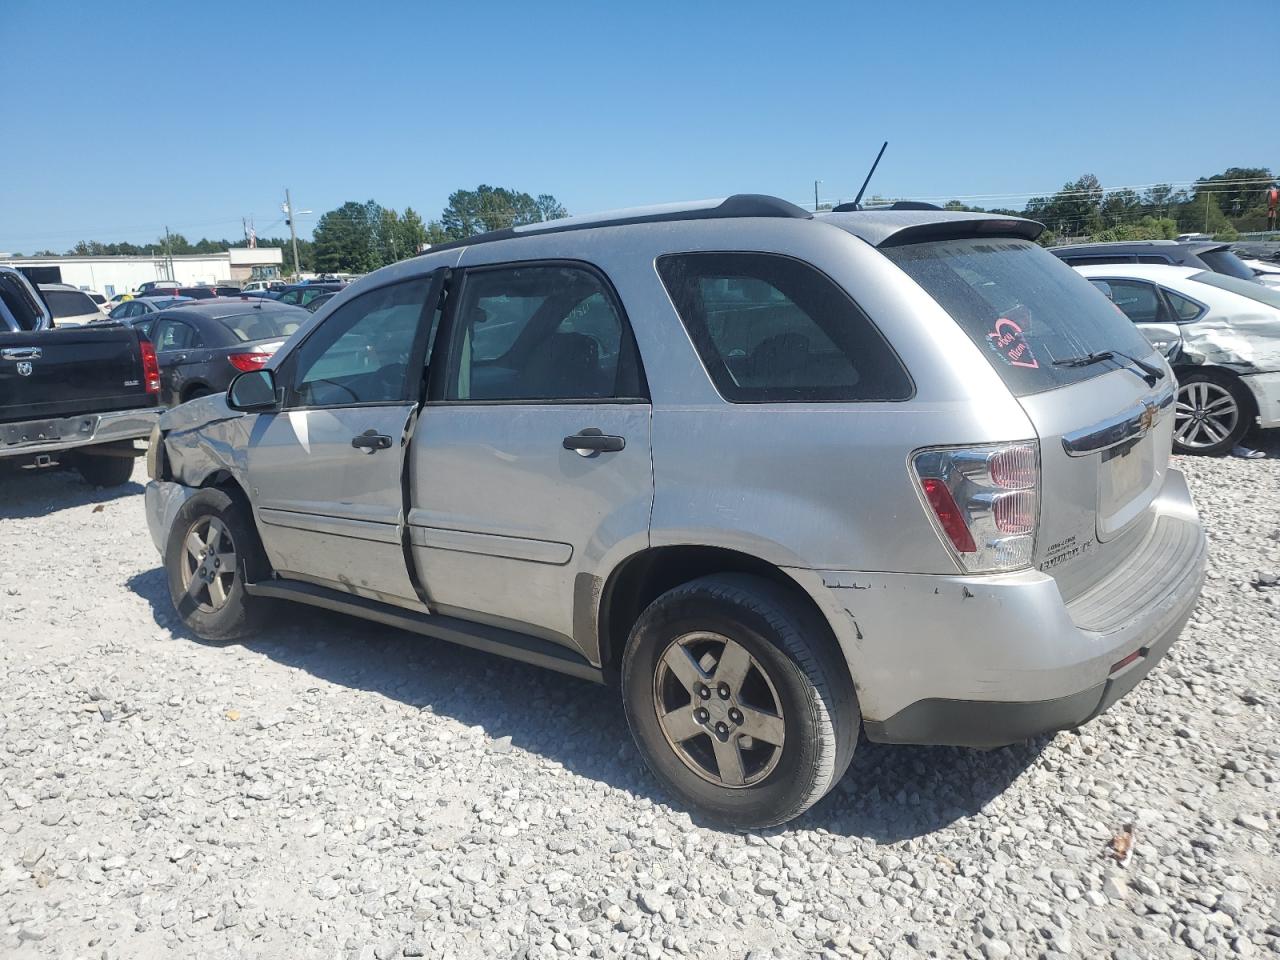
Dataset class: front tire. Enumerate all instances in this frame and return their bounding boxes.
[621,574,858,829]
[165,488,268,640]
[1172,372,1252,456]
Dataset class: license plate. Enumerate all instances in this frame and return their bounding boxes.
[1,419,65,446]
[1106,443,1145,502]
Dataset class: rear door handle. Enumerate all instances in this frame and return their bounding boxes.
[351,430,393,453]
[2,347,41,360]
[563,429,625,456]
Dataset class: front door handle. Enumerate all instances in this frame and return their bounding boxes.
[563,429,625,456]
[351,430,393,453]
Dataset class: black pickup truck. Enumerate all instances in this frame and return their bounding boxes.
[1,266,162,486]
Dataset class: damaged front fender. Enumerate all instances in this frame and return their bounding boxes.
[158,395,256,489]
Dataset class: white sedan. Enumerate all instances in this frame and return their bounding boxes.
[1073,262,1280,455]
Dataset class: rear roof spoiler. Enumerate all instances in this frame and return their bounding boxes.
[819,210,1045,247]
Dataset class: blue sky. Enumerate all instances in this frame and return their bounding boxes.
[1,0,1273,252]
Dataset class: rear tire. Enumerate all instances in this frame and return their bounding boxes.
[1172,371,1253,456]
[75,450,136,487]
[183,386,213,402]
[621,573,858,829]
[165,488,268,641]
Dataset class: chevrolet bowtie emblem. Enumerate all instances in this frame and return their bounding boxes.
[1138,402,1158,432]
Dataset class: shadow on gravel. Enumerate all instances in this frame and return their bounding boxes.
[0,465,144,519]
[127,564,1048,840]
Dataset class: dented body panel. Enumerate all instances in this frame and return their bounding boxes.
[791,466,1204,733]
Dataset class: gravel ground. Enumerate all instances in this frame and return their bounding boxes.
[1,440,1278,960]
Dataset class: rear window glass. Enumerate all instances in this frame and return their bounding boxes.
[218,310,305,341]
[1189,270,1280,310]
[1197,249,1256,281]
[884,238,1157,397]
[43,290,100,318]
[656,252,912,402]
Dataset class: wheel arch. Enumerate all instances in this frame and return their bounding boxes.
[1172,364,1260,420]
[595,544,852,692]
[180,380,216,403]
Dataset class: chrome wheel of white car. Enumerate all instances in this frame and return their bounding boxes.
[1172,374,1250,456]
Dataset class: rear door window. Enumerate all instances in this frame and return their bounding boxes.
[884,238,1157,396]
[1102,280,1164,323]
[153,319,200,350]
[444,264,644,402]
[1163,289,1205,322]
[656,252,911,402]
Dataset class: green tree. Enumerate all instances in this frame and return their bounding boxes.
[1100,188,1141,226]
[312,200,383,273]
[440,185,568,240]
[399,207,429,256]
[535,194,568,221]
[1025,174,1104,237]
[1193,167,1274,218]
[1089,216,1178,242]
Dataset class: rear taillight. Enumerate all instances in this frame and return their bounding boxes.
[227,344,278,372]
[912,441,1040,573]
[140,340,161,394]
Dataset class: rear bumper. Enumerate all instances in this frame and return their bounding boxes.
[0,406,161,458]
[1240,370,1280,429]
[860,590,1188,747]
[791,467,1207,748]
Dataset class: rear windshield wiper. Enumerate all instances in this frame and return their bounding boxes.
[1053,350,1113,369]
[1053,350,1164,386]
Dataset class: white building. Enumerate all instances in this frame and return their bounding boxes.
[0,247,284,297]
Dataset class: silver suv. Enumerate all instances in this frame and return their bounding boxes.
[144,196,1208,827]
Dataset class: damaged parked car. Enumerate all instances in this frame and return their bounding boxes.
[1074,263,1280,455]
[144,197,1207,827]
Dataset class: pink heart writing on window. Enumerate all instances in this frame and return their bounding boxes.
[987,317,1039,369]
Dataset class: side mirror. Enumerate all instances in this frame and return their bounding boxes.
[227,369,279,411]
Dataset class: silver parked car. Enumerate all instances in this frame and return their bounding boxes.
[144,196,1207,827]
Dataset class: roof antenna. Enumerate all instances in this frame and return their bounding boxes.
[839,141,888,212]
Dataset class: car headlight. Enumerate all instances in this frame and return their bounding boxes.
[146,423,166,481]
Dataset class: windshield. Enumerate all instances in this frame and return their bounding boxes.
[217,309,305,341]
[1189,270,1280,311]
[43,290,100,318]
[884,237,1158,396]
[1197,248,1256,281]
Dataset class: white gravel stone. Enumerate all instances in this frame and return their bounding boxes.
[0,447,1277,958]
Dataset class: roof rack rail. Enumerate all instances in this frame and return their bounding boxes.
[418,194,813,255]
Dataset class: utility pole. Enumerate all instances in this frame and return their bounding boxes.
[814,180,823,212]
[1204,190,1210,233]
[163,225,174,281]
[284,188,301,280]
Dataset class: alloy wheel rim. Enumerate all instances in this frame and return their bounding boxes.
[652,631,786,788]
[180,516,238,613]
[1173,381,1238,449]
